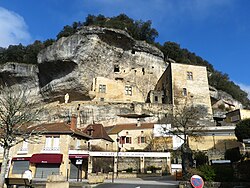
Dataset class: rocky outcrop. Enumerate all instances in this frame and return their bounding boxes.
[37,26,166,102]
[210,86,243,117]
[0,62,42,101]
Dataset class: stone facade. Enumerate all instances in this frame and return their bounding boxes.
[155,62,213,120]
[91,76,145,103]
[7,122,90,180]
[226,109,250,123]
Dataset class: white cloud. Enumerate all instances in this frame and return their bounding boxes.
[0,7,31,47]
[238,83,250,99]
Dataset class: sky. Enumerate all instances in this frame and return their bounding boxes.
[0,0,250,95]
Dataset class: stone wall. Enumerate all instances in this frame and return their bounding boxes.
[179,181,250,188]
[41,101,172,126]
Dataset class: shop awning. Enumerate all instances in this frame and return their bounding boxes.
[12,157,31,161]
[30,154,63,164]
[69,154,89,159]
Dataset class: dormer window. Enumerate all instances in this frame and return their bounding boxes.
[87,126,94,136]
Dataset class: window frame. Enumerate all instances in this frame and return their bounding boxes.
[99,84,106,93]
[44,135,60,151]
[125,137,132,144]
[187,71,193,80]
[182,88,187,96]
[138,136,146,144]
[125,85,132,96]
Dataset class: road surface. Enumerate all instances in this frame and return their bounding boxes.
[96,183,178,188]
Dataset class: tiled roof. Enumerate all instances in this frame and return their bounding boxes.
[107,123,155,135]
[82,124,114,142]
[28,122,91,139]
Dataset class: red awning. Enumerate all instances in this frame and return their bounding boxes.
[30,154,63,164]
[69,154,89,159]
[12,157,31,161]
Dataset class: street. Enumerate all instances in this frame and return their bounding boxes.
[96,183,178,188]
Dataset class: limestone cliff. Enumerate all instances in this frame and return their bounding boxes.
[37,26,166,102]
[0,62,42,101]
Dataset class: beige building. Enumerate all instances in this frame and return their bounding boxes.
[108,122,155,151]
[154,63,213,117]
[8,116,91,180]
[82,124,114,151]
[188,126,241,160]
[90,77,145,103]
[226,109,250,123]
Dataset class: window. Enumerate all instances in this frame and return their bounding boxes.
[138,136,146,144]
[20,141,28,152]
[187,71,193,80]
[125,137,132,144]
[12,161,30,174]
[142,68,145,75]
[114,65,120,72]
[154,96,158,103]
[76,140,81,149]
[99,84,106,93]
[120,136,125,144]
[125,86,132,96]
[182,88,187,96]
[44,136,60,151]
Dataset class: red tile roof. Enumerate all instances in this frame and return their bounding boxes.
[29,122,91,139]
[82,124,113,142]
[107,123,154,135]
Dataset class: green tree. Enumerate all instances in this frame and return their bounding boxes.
[225,147,241,162]
[43,39,55,47]
[3,44,25,63]
[194,151,208,167]
[235,119,250,142]
[23,40,44,64]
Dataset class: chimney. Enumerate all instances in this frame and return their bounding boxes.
[70,114,77,130]
[137,118,141,127]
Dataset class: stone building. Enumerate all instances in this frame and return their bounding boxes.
[7,115,91,180]
[154,62,213,120]
[107,122,155,151]
[226,109,250,123]
[82,123,114,151]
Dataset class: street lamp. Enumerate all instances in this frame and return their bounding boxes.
[116,136,120,178]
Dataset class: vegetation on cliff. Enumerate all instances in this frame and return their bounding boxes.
[0,13,249,107]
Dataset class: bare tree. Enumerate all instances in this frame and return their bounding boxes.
[165,102,209,178]
[144,132,172,151]
[0,86,42,188]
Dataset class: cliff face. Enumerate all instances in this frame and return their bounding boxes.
[37,26,166,102]
[0,62,41,101]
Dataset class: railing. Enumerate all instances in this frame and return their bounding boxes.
[17,147,28,154]
[43,147,60,151]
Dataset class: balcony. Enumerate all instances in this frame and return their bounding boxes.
[42,147,60,153]
[17,147,28,154]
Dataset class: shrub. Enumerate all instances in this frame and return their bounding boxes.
[194,151,208,167]
[225,147,242,162]
[198,165,216,182]
[213,165,234,182]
